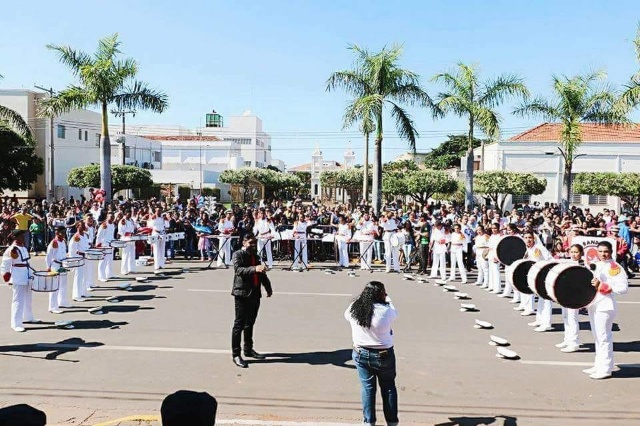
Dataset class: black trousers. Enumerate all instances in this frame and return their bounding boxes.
[231,296,261,357]
[418,244,429,273]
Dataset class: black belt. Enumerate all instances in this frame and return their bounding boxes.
[354,346,393,356]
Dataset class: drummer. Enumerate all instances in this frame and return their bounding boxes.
[429,220,448,281]
[356,212,376,271]
[474,225,490,287]
[95,213,115,282]
[499,224,520,298]
[522,230,552,324]
[557,244,584,353]
[46,226,70,313]
[1,230,36,332]
[84,215,98,291]
[381,212,400,273]
[118,210,137,275]
[150,208,167,271]
[486,222,502,293]
[253,209,275,269]
[68,221,91,301]
[449,223,468,284]
[584,241,628,379]
[335,215,352,268]
[217,210,235,267]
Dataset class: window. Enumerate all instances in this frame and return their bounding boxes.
[263,152,267,162]
[227,138,252,145]
[244,161,252,167]
[570,193,583,204]
[57,125,66,139]
[124,146,131,158]
[78,129,82,140]
[95,133,101,145]
[511,194,531,204]
[84,131,88,141]
[153,151,161,162]
[588,195,608,205]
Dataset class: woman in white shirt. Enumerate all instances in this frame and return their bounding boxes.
[345,281,399,426]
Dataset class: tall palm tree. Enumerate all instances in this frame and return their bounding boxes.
[514,71,627,213]
[0,74,34,141]
[432,63,529,210]
[326,44,431,214]
[38,34,168,201]
[619,24,640,111]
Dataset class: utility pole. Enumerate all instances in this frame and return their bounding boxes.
[111,110,136,165]
[34,85,55,202]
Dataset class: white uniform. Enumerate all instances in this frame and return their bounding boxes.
[430,227,448,280]
[84,226,97,290]
[292,221,309,269]
[217,219,235,267]
[523,244,551,318]
[381,218,400,272]
[96,222,115,281]
[45,237,68,310]
[150,215,166,270]
[118,219,136,275]
[68,232,90,300]
[356,219,376,270]
[1,243,35,329]
[474,234,490,286]
[587,259,628,375]
[449,231,468,283]
[487,234,502,292]
[254,219,275,268]
[560,259,583,350]
[336,223,352,268]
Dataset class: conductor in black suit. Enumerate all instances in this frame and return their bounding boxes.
[231,233,273,368]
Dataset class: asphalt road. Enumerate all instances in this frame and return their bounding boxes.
[0,257,639,426]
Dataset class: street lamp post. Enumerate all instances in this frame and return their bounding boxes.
[34,85,55,201]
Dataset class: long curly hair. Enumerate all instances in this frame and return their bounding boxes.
[349,281,387,328]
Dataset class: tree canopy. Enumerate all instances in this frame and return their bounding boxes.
[0,126,43,191]
[382,169,458,205]
[424,134,488,170]
[67,164,153,196]
[219,168,302,200]
[474,171,547,211]
[573,172,640,209]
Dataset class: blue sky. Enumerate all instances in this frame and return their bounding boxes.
[1,1,639,167]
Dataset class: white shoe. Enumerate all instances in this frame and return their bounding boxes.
[73,298,86,302]
[560,345,580,353]
[49,309,63,314]
[514,306,525,311]
[461,281,467,284]
[509,299,520,304]
[534,325,553,332]
[479,284,488,288]
[521,310,535,316]
[99,279,108,282]
[498,294,509,298]
[555,342,568,348]
[528,321,540,327]
[583,367,597,375]
[12,326,25,332]
[474,281,481,285]
[590,372,612,380]
[491,290,501,294]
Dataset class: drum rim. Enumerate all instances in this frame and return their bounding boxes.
[509,258,535,294]
[527,260,561,299]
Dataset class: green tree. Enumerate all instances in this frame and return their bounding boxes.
[382,159,419,173]
[38,34,168,202]
[573,172,640,209]
[514,71,627,213]
[424,134,488,170]
[432,63,529,209]
[382,169,457,205]
[0,74,34,141]
[0,126,44,191]
[326,44,432,214]
[474,171,547,211]
[219,168,302,201]
[67,164,153,196]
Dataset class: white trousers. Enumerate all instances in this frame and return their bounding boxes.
[72,265,87,299]
[11,284,34,328]
[588,308,615,374]
[475,255,489,285]
[337,239,349,267]
[84,259,97,290]
[383,240,400,272]
[501,267,514,296]
[217,236,232,267]
[152,236,165,270]
[98,252,114,281]
[257,239,273,268]
[49,273,68,310]
[518,293,535,312]
[488,261,501,292]
[536,298,553,328]
[359,241,373,270]
[449,248,467,282]
[121,242,136,275]
[293,239,308,269]
[430,252,447,280]
[562,307,580,347]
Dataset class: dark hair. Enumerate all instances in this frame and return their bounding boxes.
[349,281,387,328]
[569,244,584,255]
[597,241,613,252]
[243,233,256,243]
[508,224,519,234]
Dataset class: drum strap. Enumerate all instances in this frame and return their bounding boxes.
[14,264,28,267]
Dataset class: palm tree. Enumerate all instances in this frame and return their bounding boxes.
[619,24,640,111]
[432,63,529,210]
[514,71,627,213]
[38,34,168,201]
[0,74,34,141]
[326,44,431,214]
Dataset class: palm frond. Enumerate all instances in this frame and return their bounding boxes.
[618,77,640,112]
[474,106,501,140]
[479,74,529,107]
[431,71,471,101]
[512,97,558,121]
[37,86,93,117]
[96,33,122,62]
[388,101,417,153]
[0,105,34,141]
[112,81,169,113]
[325,70,369,95]
[45,44,92,76]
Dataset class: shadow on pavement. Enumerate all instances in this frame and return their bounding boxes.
[251,348,355,369]
[101,305,154,314]
[111,294,166,302]
[435,415,518,425]
[0,337,103,362]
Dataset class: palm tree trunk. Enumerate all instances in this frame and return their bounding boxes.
[363,132,369,204]
[100,102,112,202]
[372,137,383,215]
[465,118,475,210]
[562,160,572,214]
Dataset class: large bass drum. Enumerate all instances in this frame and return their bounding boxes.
[496,236,526,265]
[545,264,596,309]
[527,260,562,300]
[507,259,535,294]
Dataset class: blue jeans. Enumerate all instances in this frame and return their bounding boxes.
[352,347,398,426]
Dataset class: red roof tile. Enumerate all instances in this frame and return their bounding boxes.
[142,135,222,142]
[508,123,640,142]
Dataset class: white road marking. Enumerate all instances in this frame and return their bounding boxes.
[520,360,640,368]
[617,301,640,304]
[217,421,356,426]
[36,343,231,355]
[188,289,352,297]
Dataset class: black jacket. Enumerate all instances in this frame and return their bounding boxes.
[231,249,273,298]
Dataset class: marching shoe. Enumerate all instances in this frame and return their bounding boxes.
[509,299,520,304]
[520,310,535,316]
[528,321,540,327]
[560,345,580,353]
[461,281,468,284]
[590,372,612,380]
[582,367,597,375]
[498,293,509,298]
[49,309,63,314]
[232,356,248,368]
[555,342,568,348]
[534,325,553,332]
[12,326,25,332]
[513,306,525,311]
[243,349,266,360]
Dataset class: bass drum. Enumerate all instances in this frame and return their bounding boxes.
[527,260,562,300]
[545,264,596,309]
[496,236,526,265]
[507,259,536,294]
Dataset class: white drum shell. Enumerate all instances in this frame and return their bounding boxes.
[61,257,85,268]
[31,271,61,292]
[130,235,148,241]
[527,260,559,294]
[390,233,405,248]
[147,235,160,244]
[507,259,530,286]
[174,232,185,239]
[109,240,128,248]
[85,250,105,261]
[101,246,114,254]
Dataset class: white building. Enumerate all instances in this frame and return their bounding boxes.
[463,123,640,211]
[111,133,162,170]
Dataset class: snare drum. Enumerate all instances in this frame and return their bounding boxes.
[130,235,148,241]
[31,271,61,292]
[101,246,114,255]
[109,240,128,248]
[507,259,536,294]
[545,263,596,309]
[84,250,105,261]
[147,235,160,244]
[390,233,405,248]
[61,257,85,268]
[174,232,185,240]
[165,233,178,242]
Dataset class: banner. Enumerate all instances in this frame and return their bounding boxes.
[572,236,617,266]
